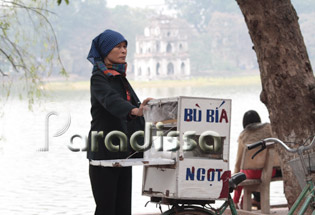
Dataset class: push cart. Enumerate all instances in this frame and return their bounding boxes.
[90,96,245,214]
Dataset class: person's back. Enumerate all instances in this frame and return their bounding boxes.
[235,122,275,172]
[233,110,280,208]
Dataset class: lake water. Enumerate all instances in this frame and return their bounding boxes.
[0,83,286,214]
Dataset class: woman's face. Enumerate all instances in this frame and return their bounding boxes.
[104,41,127,64]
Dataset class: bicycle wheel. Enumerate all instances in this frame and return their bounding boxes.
[163,206,215,215]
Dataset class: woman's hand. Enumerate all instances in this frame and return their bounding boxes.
[131,97,153,117]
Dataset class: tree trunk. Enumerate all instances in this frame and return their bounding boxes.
[236,0,315,210]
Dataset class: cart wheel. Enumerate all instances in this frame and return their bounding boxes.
[163,206,215,215]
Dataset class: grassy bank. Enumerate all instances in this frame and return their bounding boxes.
[43,75,261,91]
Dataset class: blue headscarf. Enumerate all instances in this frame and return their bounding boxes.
[87,29,128,65]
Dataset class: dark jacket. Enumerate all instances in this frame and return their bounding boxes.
[87,68,144,160]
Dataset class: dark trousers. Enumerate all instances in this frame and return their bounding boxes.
[89,165,132,215]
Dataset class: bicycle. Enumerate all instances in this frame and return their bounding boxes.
[147,172,246,215]
[247,136,315,215]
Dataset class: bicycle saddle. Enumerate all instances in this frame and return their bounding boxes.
[229,172,246,193]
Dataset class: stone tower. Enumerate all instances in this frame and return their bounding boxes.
[134,16,191,80]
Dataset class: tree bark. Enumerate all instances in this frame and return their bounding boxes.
[236,0,315,210]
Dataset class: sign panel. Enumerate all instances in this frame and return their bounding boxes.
[178,97,231,160]
[178,159,230,199]
[178,97,231,199]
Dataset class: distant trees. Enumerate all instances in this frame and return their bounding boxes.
[165,0,237,33]
[165,0,257,75]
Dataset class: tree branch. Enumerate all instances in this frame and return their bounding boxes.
[0,47,20,73]
[2,0,55,15]
[0,35,27,69]
[8,0,66,73]
[1,0,66,74]
[0,68,8,76]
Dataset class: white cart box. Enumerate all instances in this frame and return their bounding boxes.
[142,96,232,200]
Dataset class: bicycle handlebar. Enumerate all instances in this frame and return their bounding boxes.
[247,136,315,158]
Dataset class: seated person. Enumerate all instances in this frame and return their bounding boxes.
[233,110,281,209]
